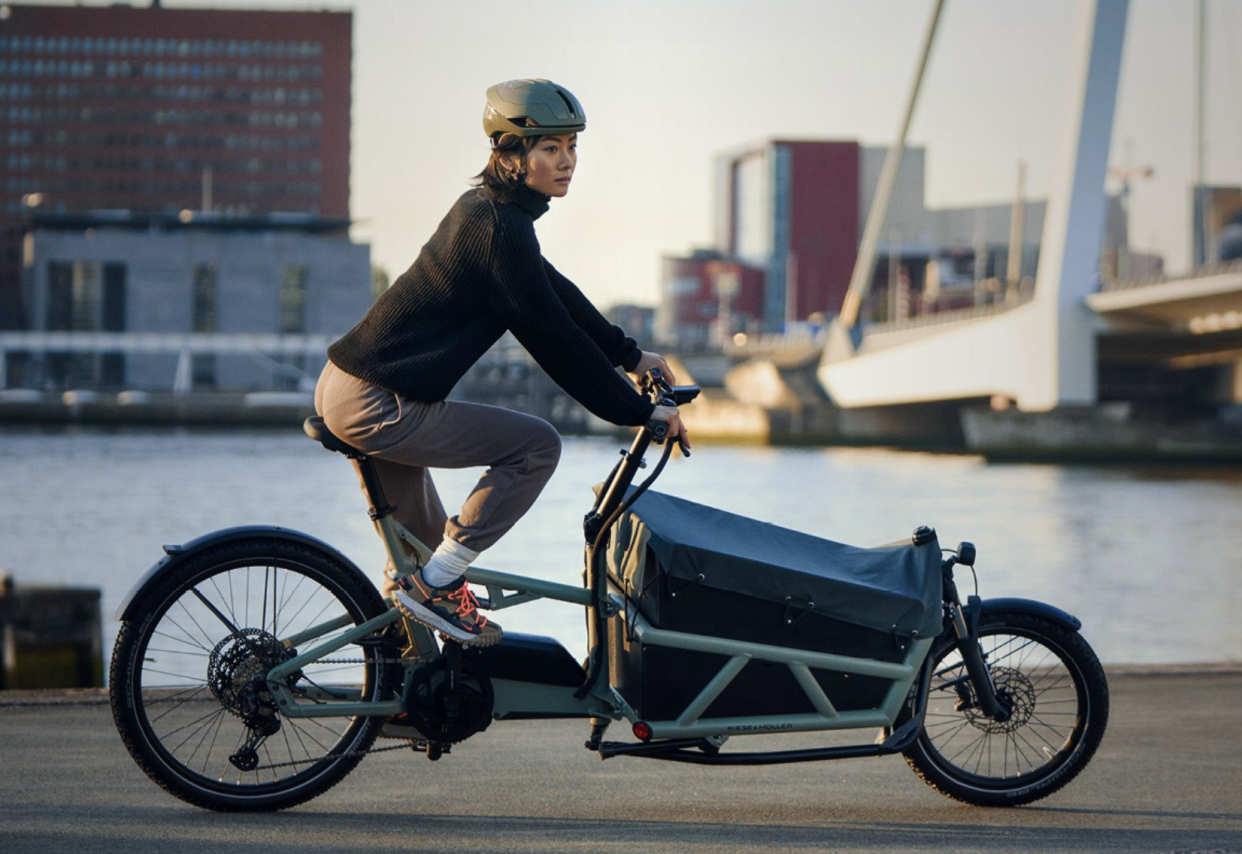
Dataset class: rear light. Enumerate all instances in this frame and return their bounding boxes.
[631,721,652,741]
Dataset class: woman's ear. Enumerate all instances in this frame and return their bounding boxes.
[498,151,524,178]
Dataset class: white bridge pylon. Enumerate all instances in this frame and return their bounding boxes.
[819,0,1129,412]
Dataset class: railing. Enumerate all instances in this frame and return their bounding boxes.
[864,291,1035,336]
[1098,258,1242,293]
[0,331,335,356]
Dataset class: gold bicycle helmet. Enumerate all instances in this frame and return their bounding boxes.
[483,79,586,140]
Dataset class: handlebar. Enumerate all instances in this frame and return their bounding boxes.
[641,368,701,407]
[641,368,699,456]
[582,368,698,544]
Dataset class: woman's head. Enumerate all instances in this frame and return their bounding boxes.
[477,131,577,201]
[475,79,584,202]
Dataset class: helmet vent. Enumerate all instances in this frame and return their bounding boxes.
[554,91,581,120]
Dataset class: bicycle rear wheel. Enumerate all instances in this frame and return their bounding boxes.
[110,537,397,811]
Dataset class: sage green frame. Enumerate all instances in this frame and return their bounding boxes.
[263,509,935,741]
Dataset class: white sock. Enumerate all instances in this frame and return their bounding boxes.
[420,538,479,588]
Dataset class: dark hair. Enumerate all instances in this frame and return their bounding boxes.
[473,132,540,203]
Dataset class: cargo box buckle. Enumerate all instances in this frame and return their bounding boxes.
[891,626,920,651]
[783,596,816,626]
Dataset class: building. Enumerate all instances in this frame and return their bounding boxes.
[717,140,860,332]
[660,139,1132,345]
[0,2,353,331]
[17,210,370,392]
[604,302,657,350]
[656,249,764,349]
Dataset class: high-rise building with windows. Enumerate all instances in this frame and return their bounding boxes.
[0,2,353,329]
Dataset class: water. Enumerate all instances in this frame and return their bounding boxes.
[2,425,1240,671]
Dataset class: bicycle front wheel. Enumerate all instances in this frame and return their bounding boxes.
[904,611,1109,806]
[110,537,397,811]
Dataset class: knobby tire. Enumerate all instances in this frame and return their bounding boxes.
[904,611,1109,806]
[110,538,396,811]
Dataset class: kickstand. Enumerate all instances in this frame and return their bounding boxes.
[584,716,611,751]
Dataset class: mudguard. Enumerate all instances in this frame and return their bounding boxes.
[978,597,1082,632]
[115,525,369,621]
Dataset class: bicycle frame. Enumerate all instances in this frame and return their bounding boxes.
[276,402,942,753]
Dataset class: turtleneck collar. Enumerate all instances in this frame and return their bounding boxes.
[513,184,551,220]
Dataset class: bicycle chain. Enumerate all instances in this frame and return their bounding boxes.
[247,656,427,771]
[254,740,417,771]
[248,654,440,770]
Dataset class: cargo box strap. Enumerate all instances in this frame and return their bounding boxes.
[667,572,705,598]
[783,596,816,626]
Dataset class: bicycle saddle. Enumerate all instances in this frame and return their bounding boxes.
[303,416,364,457]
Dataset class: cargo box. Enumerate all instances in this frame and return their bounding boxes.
[604,490,943,724]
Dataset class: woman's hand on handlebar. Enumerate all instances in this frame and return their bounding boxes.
[650,404,691,454]
[630,351,677,386]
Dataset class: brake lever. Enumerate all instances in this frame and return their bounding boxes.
[643,370,690,456]
[646,408,691,457]
[661,394,692,457]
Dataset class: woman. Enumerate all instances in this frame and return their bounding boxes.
[315,78,688,647]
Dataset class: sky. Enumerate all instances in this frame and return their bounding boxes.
[17,0,1242,310]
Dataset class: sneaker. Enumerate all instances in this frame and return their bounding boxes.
[393,569,502,647]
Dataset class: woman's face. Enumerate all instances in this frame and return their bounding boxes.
[523,133,577,197]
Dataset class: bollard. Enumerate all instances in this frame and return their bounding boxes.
[0,571,104,690]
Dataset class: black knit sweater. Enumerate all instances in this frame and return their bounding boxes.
[328,186,655,427]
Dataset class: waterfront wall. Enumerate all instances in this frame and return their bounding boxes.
[0,575,103,690]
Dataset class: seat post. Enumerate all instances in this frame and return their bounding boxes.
[304,416,396,522]
[350,452,395,522]
[304,414,428,574]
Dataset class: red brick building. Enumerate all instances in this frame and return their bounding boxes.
[656,250,765,349]
[0,2,353,329]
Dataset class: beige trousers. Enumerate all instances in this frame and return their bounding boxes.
[314,361,562,567]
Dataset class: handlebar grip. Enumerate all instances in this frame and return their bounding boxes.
[646,420,669,440]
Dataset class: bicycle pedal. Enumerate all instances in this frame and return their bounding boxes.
[425,741,451,761]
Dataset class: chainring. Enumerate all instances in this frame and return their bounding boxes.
[404,656,494,744]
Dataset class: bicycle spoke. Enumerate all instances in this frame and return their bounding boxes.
[907,611,1107,807]
[112,539,395,810]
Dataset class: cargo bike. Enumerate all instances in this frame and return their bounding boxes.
[110,372,1109,811]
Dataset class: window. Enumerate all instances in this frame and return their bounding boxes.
[46,260,100,331]
[101,262,125,332]
[191,261,217,332]
[276,263,309,388]
[191,261,218,388]
[44,260,126,386]
[278,263,307,333]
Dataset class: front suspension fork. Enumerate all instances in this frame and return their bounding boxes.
[945,571,1010,722]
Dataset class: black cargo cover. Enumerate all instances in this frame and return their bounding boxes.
[607,490,944,640]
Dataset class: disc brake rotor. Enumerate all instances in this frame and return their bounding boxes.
[962,666,1036,734]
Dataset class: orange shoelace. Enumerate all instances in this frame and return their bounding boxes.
[445,584,490,628]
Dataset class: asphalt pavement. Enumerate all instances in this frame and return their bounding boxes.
[1,668,1239,854]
